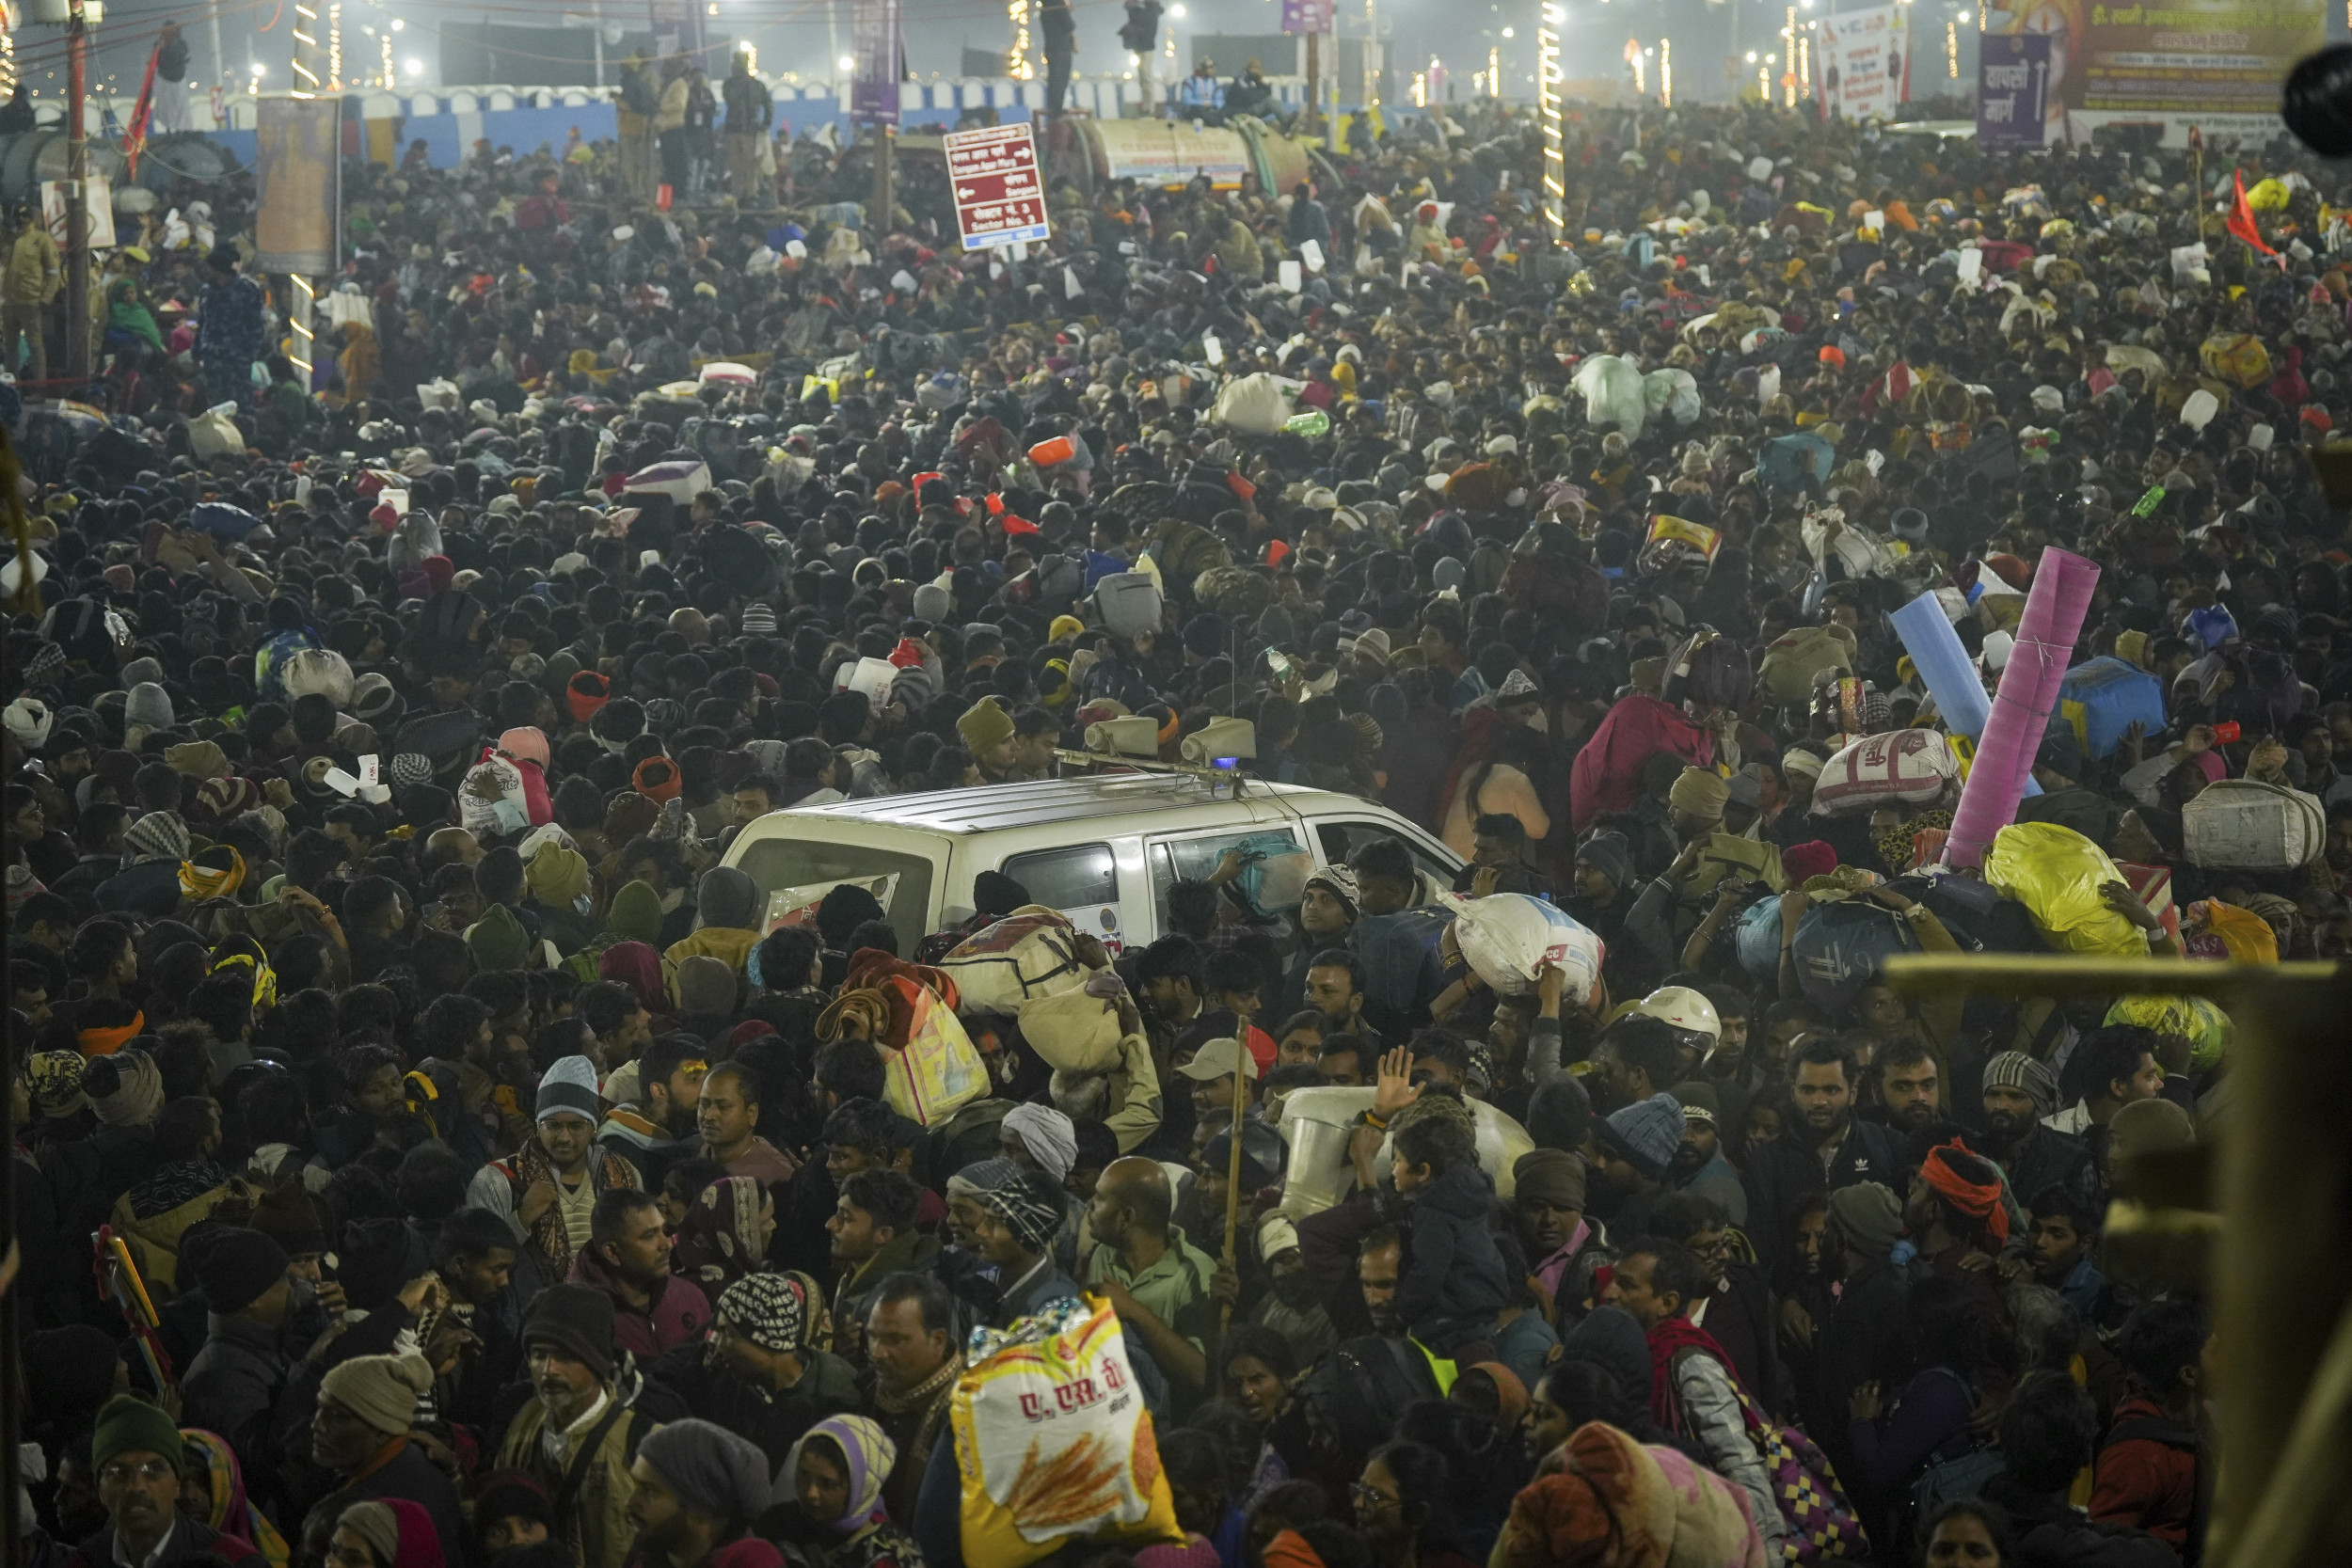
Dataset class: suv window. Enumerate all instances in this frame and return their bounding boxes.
[1311,818,1459,888]
[734,839,936,955]
[999,844,1120,912]
[1148,827,1307,927]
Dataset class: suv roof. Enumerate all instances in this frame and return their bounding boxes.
[770,773,1373,833]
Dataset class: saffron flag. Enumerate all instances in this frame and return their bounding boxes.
[122,43,160,179]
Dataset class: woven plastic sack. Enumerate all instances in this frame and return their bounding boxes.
[1982,822,2143,956]
[952,1294,1184,1568]
[2181,780,2327,870]
[188,408,245,459]
[1572,354,1648,436]
[941,908,1089,1017]
[1810,729,1959,816]
[1441,893,1604,1000]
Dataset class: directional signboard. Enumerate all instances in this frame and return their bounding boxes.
[945,121,1050,251]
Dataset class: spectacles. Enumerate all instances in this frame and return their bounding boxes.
[101,1460,174,1485]
[1349,1481,1398,1513]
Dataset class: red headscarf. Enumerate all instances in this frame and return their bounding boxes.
[1920,1139,2010,1245]
[597,941,668,1012]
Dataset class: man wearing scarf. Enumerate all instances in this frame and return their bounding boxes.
[863,1273,962,1528]
[467,1057,643,1279]
[1608,1239,1788,1560]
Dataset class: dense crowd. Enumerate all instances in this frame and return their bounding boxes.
[10,80,2339,1568]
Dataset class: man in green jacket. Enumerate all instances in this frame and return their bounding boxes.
[4,202,61,381]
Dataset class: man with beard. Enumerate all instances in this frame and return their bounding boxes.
[1979,1052,2101,1213]
[1664,1083,1746,1226]
[493,1286,651,1568]
[1588,1093,1682,1238]
[624,1420,781,1568]
[1874,1038,1945,1165]
[599,1033,709,1191]
[1302,949,1378,1050]
[428,1207,523,1431]
[468,1056,644,1281]
[74,1395,266,1568]
[1743,1038,1901,1291]
[1648,1192,1775,1414]
[570,1190,708,1358]
[1514,1148,1610,1327]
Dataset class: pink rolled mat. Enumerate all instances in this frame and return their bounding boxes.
[1945,546,2102,867]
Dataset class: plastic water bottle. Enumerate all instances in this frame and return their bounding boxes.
[1283,409,1329,437]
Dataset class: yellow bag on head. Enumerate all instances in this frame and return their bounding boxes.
[953,1295,1183,1568]
[1983,821,2145,958]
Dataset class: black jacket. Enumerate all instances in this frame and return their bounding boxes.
[69,1515,265,1568]
[1744,1117,1905,1289]
[1394,1163,1510,1338]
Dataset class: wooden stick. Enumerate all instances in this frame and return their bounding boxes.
[1217,1054,1248,1336]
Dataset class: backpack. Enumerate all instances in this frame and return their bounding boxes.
[1284,1335,1448,1468]
[1907,1370,2004,1522]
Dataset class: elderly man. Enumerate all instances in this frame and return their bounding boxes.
[626,1419,780,1568]
[72,1395,266,1568]
[307,1352,467,1566]
[494,1285,652,1568]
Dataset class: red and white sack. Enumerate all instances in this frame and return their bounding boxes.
[1809,728,1959,816]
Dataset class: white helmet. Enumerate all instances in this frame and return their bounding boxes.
[1635,985,1721,1045]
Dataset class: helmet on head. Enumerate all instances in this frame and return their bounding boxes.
[1634,986,1721,1052]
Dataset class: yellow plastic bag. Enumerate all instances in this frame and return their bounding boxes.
[1983,822,2145,957]
[2198,332,2273,389]
[2188,899,2280,965]
[2106,993,2234,1072]
[953,1294,1183,1568]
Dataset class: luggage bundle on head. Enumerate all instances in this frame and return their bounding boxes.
[2199,331,2273,388]
[185,407,245,463]
[1441,893,1605,1002]
[941,907,1092,1017]
[1193,564,1272,623]
[1810,729,1959,816]
[2058,656,2166,760]
[1277,1334,1449,1472]
[1208,371,1296,435]
[391,708,485,783]
[1094,572,1164,641]
[1664,628,1754,712]
[1756,622,1857,705]
[1785,895,1922,1014]
[2182,779,2327,870]
[950,1295,1184,1568]
[836,949,987,1126]
[1983,821,2146,957]
[278,647,355,708]
[1018,989,1125,1074]
[699,524,778,598]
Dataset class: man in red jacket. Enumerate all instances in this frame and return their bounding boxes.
[570,1189,710,1358]
[2091,1296,2210,1551]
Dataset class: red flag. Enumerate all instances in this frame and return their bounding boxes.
[2229,169,2280,263]
[122,43,160,179]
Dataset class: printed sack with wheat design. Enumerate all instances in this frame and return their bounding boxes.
[950,1293,1183,1566]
